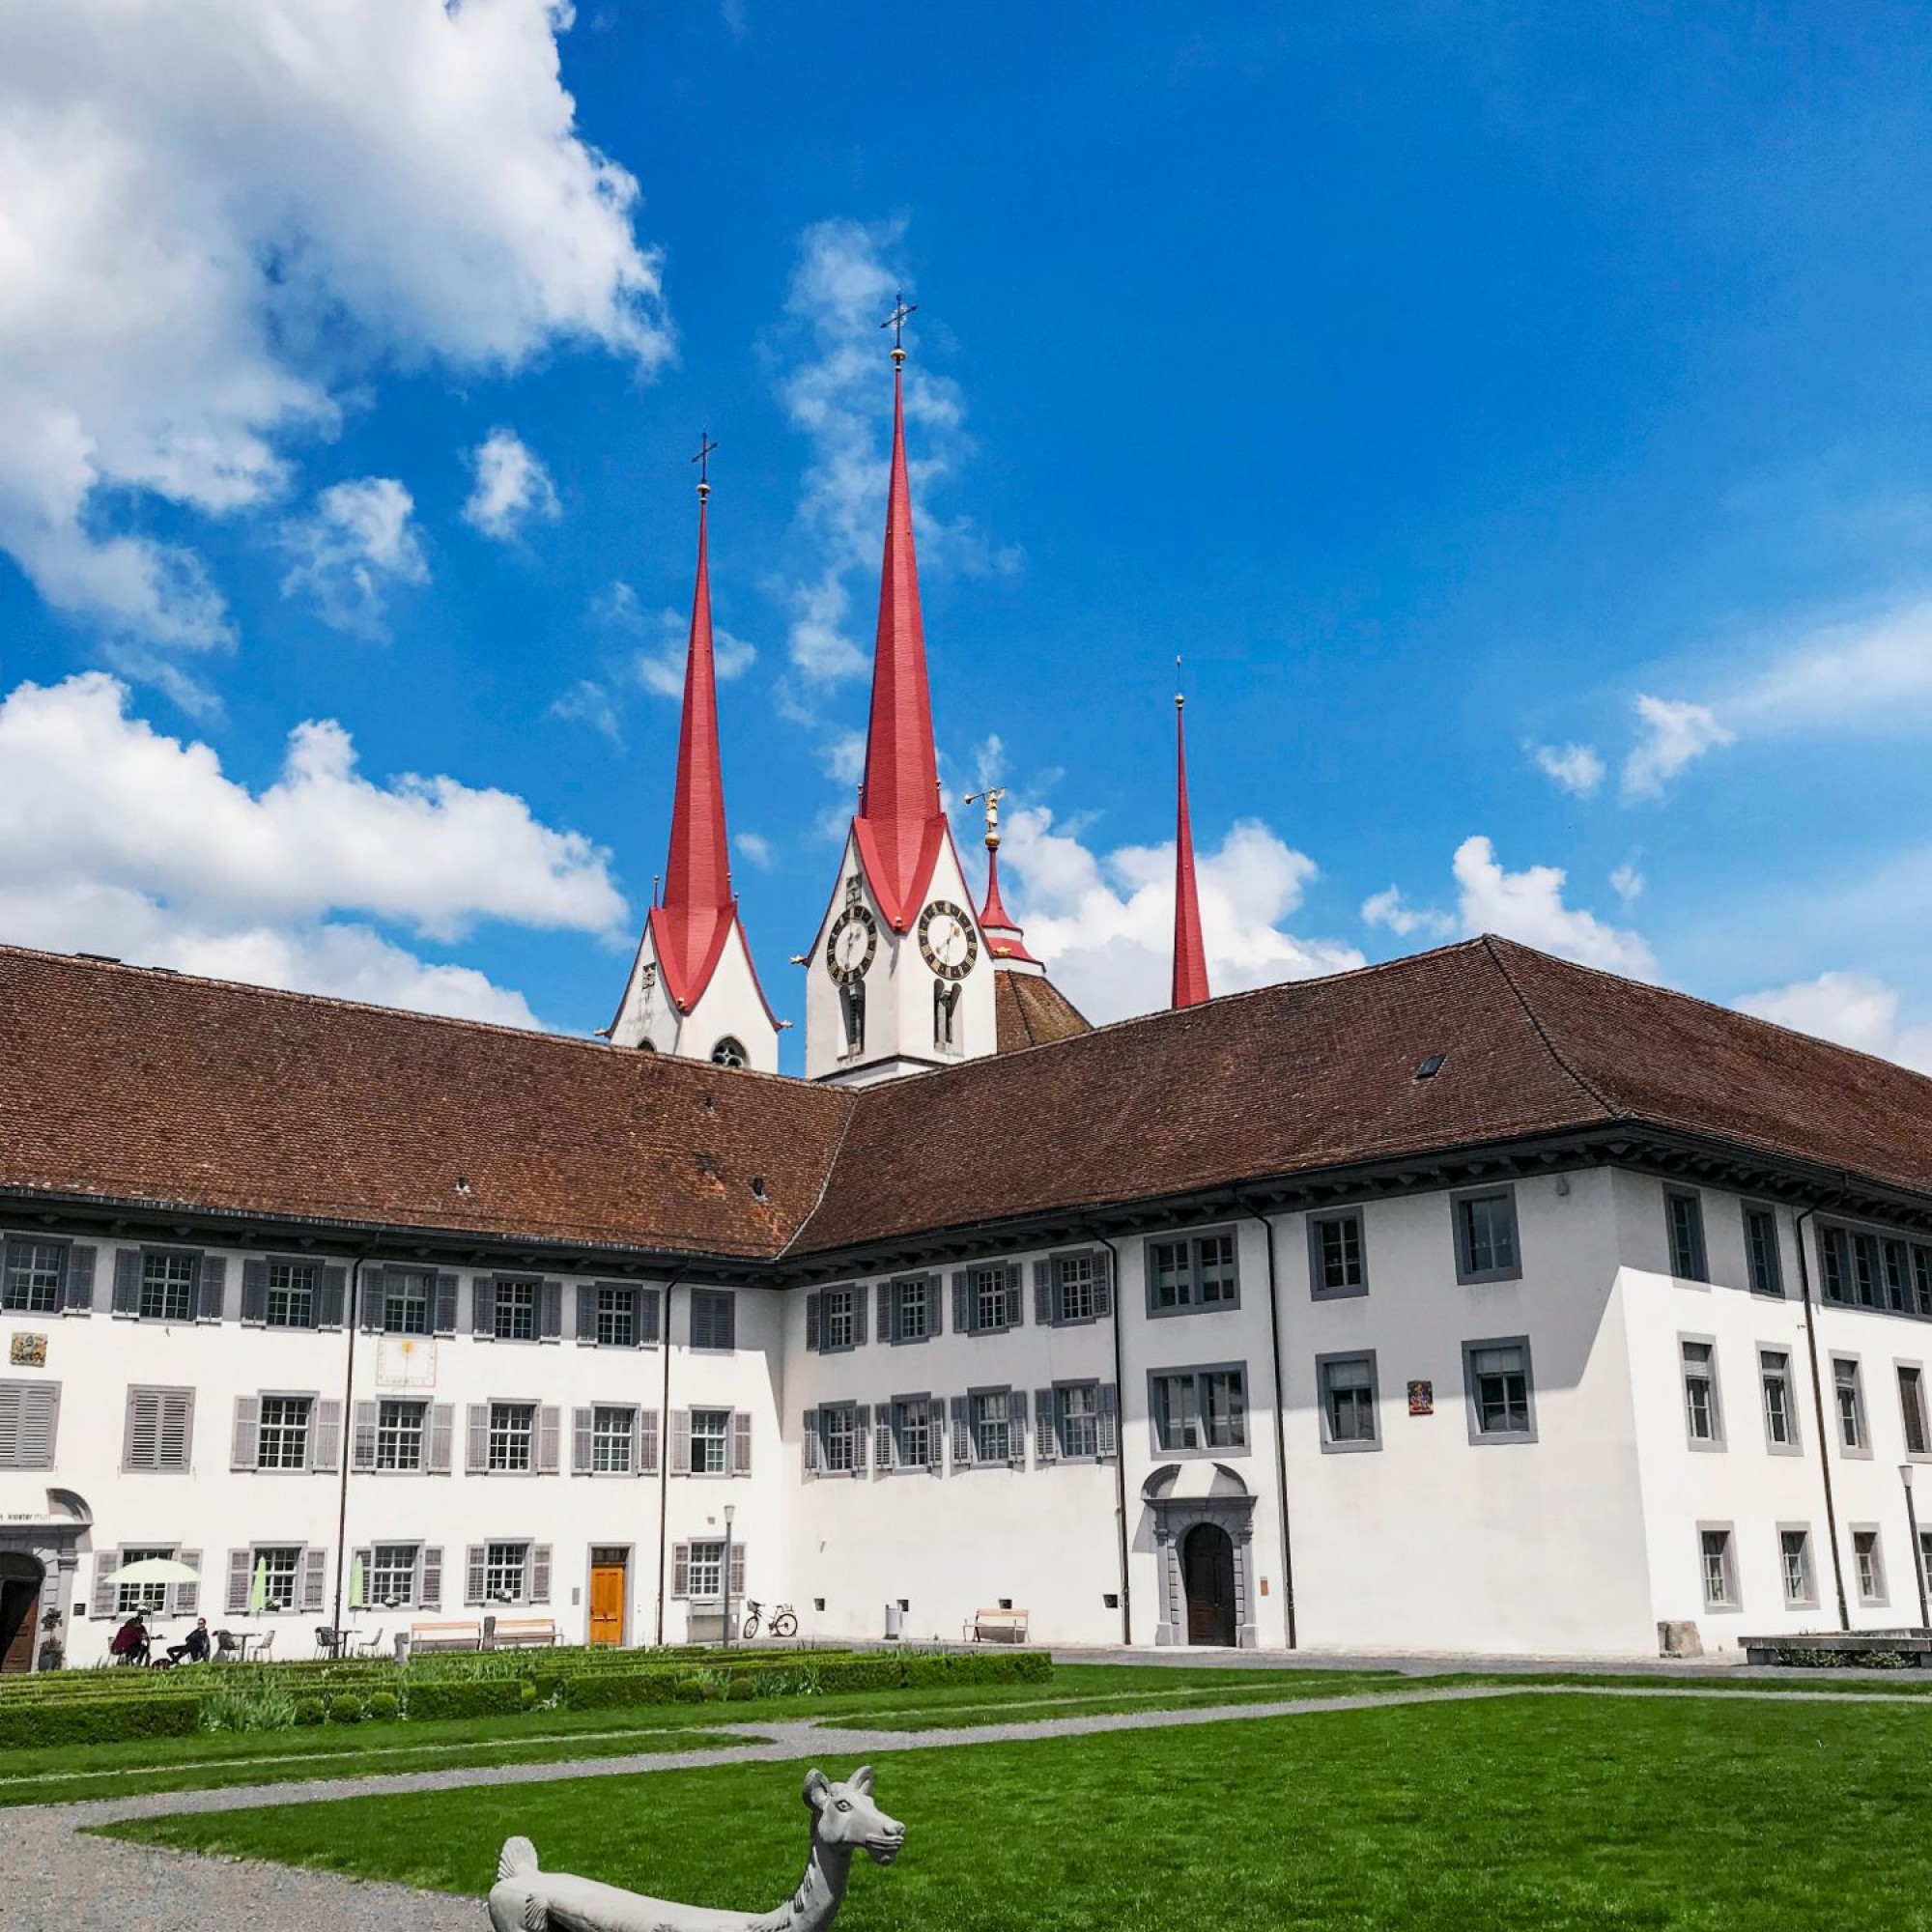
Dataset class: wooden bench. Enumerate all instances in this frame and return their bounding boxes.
[409,1619,483,1652]
[963,1607,1029,1644]
[489,1616,560,1648]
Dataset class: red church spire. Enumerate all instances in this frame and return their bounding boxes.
[1171,693,1210,1009]
[851,297,949,931]
[969,786,1038,965]
[650,442,739,1012]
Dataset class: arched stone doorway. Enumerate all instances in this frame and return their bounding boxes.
[0,1553,45,1674]
[0,1489,91,1673]
[1181,1522,1237,1646]
[1142,1463,1257,1647]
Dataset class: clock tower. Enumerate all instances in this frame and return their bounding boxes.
[804,308,995,1085]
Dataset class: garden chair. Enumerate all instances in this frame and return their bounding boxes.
[313,1626,340,1658]
[351,1626,385,1657]
[213,1629,246,1662]
[246,1629,275,1662]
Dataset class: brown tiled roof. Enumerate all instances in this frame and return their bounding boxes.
[0,948,851,1259]
[993,970,1092,1053]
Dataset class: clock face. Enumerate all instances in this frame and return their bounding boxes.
[918,899,979,980]
[825,903,878,983]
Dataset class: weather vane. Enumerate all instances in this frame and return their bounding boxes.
[882,290,918,364]
[963,786,1007,850]
[692,429,719,498]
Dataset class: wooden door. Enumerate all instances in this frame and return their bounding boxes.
[0,1561,43,1674]
[588,1552,627,1648]
[1181,1522,1236,1646]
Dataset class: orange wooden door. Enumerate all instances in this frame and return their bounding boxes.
[588,1560,627,1647]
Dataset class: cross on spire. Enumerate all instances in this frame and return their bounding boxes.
[691,429,719,497]
[882,290,918,364]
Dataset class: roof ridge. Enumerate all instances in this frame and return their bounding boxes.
[1480,935,1620,1120]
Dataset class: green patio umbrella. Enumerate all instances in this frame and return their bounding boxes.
[248,1557,269,1613]
[349,1555,365,1610]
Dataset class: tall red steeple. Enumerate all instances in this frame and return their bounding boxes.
[649,457,739,1013]
[851,306,949,931]
[969,787,1038,966]
[1172,694,1210,1009]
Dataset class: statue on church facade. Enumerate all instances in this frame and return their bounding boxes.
[487,1765,905,1932]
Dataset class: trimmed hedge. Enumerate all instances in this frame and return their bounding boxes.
[404,1678,523,1721]
[0,1692,202,1749]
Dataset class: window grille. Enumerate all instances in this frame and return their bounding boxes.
[376,1400,426,1470]
[256,1396,312,1470]
[265,1262,316,1329]
[489,1402,535,1472]
[140,1252,196,1322]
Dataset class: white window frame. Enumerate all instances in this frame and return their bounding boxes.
[1697,1522,1740,1613]
[375,1398,427,1472]
[1833,1356,1870,1458]
[1758,1348,1801,1456]
[1680,1334,1724,1451]
[488,1401,536,1473]
[1776,1523,1816,1609]
[1851,1524,1888,1606]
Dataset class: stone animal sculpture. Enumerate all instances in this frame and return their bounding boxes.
[488,1764,905,1932]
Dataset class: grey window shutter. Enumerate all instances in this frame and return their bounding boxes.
[465,1545,486,1606]
[92,1550,120,1618]
[301,1548,327,1612]
[311,1399,342,1473]
[1008,1386,1028,1468]
[728,1543,745,1598]
[802,1409,820,1477]
[241,1260,269,1325]
[670,1409,691,1474]
[1034,1261,1053,1327]
[638,1408,660,1475]
[318,1265,347,1329]
[952,1271,970,1335]
[732,1410,753,1475]
[626,1406,644,1476]
[123,1389,156,1470]
[1036,1389,1059,1463]
[541,1279,564,1340]
[874,1406,896,1476]
[854,1293,868,1348]
[231,1396,260,1471]
[572,1406,593,1473]
[160,1389,193,1469]
[529,1545,552,1605]
[927,1401,946,1472]
[852,1405,870,1477]
[112,1249,141,1315]
[878,1281,895,1344]
[226,1549,251,1615]
[575,1284,596,1342]
[1094,1249,1114,1319]
[1097,1382,1119,1459]
[428,1403,454,1473]
[65,1243,96,1313]
[352,1402,379,1471]
[195,1255,228,1321]
[951,1395,972,1466]
[419,1546,443,1611]
[466,1404,489,1474]
[172,1549,202,1617]
[536,1405,561,1474]
[806,1291,821,1352]
[434,1272,460,1335]
[671,1543,691,1598]
[360,1264,385,1331]
[640,1286,663,1345]
[470,1276,496,1337]
[1005,1264,1024,1329]
[928,1273,945,1337]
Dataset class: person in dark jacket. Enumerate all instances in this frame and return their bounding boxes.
[165,1618,211,1665]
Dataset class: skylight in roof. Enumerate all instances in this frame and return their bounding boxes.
[1415,1053,1446,1080]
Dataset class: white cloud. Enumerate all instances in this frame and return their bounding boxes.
[0,0,666,660]
[1609,862,1645,905]
[279,478,428,638]
[1361,885,1455,939]
[1620,695,1735,803]
[547,678,621,744]
[463,428,561,541]
[1734,971,1932,1073]
[1451,835,1658,979]
[0,675,626,1027]
[734,832,775,870]
[773,217,1020,686]
[999,805,1364,1023]
[634,608,756,699]
[1729,599,1932,734]
[1530,741,1605,798]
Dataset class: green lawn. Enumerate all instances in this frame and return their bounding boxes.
[107,1693,1932,1928]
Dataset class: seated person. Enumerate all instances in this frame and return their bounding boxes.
[165,1617,211,1666]
[108,1612,151,1665]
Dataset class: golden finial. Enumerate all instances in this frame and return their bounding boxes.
[963,786,1007,852]
[883,291,918,369]
[692,429,718,502]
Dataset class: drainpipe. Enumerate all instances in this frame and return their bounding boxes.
[328,1251,374,1651]
[1241,1196,1297,1650]
[1793,1194,1850,1631]
[653,1269,688,1647]
[1094,1232,1132,1648]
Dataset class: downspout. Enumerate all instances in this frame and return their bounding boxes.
[329,1250,374,1648]
[1241,1196,1297,1650]
[653,1269,689,1647]
[1793,1191,1850,1631]
[1094,1232,1132,1648]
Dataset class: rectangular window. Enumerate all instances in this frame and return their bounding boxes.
[140,1251,196,1322]
[1682,1339,1722,1447]
[690,1290,735,1352]
[1055,1254,1098,1323]
[821,1404,857,1473]
[1855,1528,1887,1605]
[494,1277,538,1342]
[1666,1191,1709,1282]
[690,1407,730,1475]
[1885,1240,1914,1313]
[1464,1338,1535,1442]
[1853,1234,1883,1309]
[1151,1372,1198,1451]
[1699,1527,1737,1609]
[1319,1353,1378,1450]
[1202,1371,1245,1447]
[1146,1232,1239,1314]
[488,1402,535,1472]
[256,1396,312,1470]
[1151,1366,1246,1454]
[1760,1350,1798,1451]
[116,1544,174,1615]
[823,1288,856,1351]
[1834,1358,1867,1453]
[596,1286,637,1349]
[368,1544,419,1608]
[1821,1226,1851,1304]
[1309,1212,1366,1298]
[375,1399,426,1471]
[484,1541,528,1605]
[1902,1366,1930,1459]
[254,1545,302,1611]
[895,1277,933,1341]
[265,1262,316,1330]
[969,1390,1012,1463]
[973,1267,1008,1334]
[591,1405,635,1473]
[123,1386,194,1471]
[895,1398,933,1468]
[1779,1528,1815,1607]
[686,1539,724,1599]
[1057,1383,1099,1459]
[1454,1190,1520,1284]
[2,1238,65,1314]
[384,1267,433,1336]
[1917,1246,1932,1319]
[1744,1208,1783,1297]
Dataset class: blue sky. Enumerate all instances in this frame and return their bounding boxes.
[5,1,1932,1070]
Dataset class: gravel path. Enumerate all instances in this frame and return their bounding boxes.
[13,1679,1932,1931]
